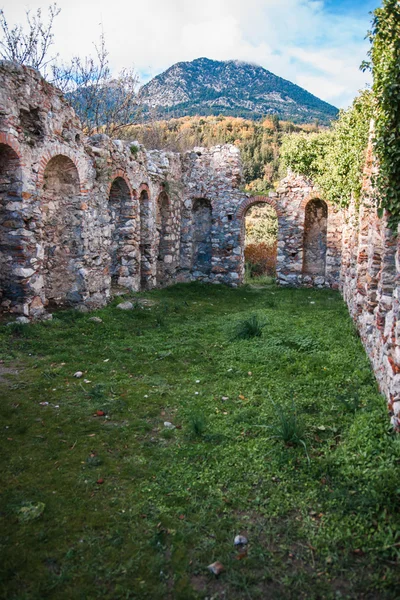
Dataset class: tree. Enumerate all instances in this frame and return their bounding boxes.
[0,3,60,71]
[51,33,140,137]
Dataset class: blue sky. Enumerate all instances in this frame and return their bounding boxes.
[2,0,381,108]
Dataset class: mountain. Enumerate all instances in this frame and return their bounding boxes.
[138,58,338,125]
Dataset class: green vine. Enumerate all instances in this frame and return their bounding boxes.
[364,0,400,227]
[280,90,373,208]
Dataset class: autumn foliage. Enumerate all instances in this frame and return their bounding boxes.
[245,242,277,277]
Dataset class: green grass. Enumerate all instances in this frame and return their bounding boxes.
[0,282,399,599]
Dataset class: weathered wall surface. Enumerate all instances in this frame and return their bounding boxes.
[339,157,400,429]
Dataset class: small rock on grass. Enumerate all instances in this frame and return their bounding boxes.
[164,421,175,429]
[117,301,133,310]
[74,371,83,378]
[16,316,30,324]
[89,316,103,323]
[234,535,248,546]
[207,561,224,576]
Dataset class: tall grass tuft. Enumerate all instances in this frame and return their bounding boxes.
[261,400,310,463]
[187,413,207,438]
[232,315,266,340]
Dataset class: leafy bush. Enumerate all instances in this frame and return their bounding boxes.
[245,203,278,246]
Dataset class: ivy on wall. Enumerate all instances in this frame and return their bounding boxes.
[281,0,400,227]
[364,0,400,227]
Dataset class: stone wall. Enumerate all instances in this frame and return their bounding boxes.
[236,177,343,289]
[0,61,247,316]
[0,61,346,320]
[339,167,400,430]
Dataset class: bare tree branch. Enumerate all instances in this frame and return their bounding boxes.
[51,32,140,137]
[0,4,60,70]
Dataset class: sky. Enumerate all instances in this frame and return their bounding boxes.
[1,0,381,109]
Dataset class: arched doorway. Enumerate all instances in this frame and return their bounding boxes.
[41,155,83,306]
[139,188,152,289]
[244,202,278,280]
[0,143,23,304]
[302,199,328,277]
[156,191,171,285]
[109,176,134,289]
[192,198,212,275]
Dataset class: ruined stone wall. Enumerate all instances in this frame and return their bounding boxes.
[236,176,343,289]
[338,155,400,429]
[0,62,247,317]
[0,61,346,326]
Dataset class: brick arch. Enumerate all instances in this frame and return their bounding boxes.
[236,195,284,220]
[302,197,329,278]
[236,195,280,284]
[237,195,282,250]
[0,132,24,164]
[0,138,26,305]
[37,146,88,194]
[300,193,328,212]
[138,182,150,197]
[108,170,136,198]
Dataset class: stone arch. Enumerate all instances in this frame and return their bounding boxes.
[302,198,328,277]
[156,191,171,285]
[192,198,213,275]
[0,143,24,305]
[139,185,153,289]
[108,175,136,289]
[41,154,84,306]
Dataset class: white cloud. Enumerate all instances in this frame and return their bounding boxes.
[1,0,373,107]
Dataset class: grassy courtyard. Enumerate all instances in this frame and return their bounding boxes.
[0,282,399,599]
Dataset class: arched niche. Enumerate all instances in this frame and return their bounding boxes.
[109,176,133,288]
[156,191,171,285]
[41,155,83,306]
[0,143,24,304]
[139,188,152,289]
[192,198,212,275]
[302,198,328,276]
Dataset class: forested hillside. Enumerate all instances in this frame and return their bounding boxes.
[124,115,318,192]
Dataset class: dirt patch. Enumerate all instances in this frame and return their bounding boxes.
[0,361,21,385]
